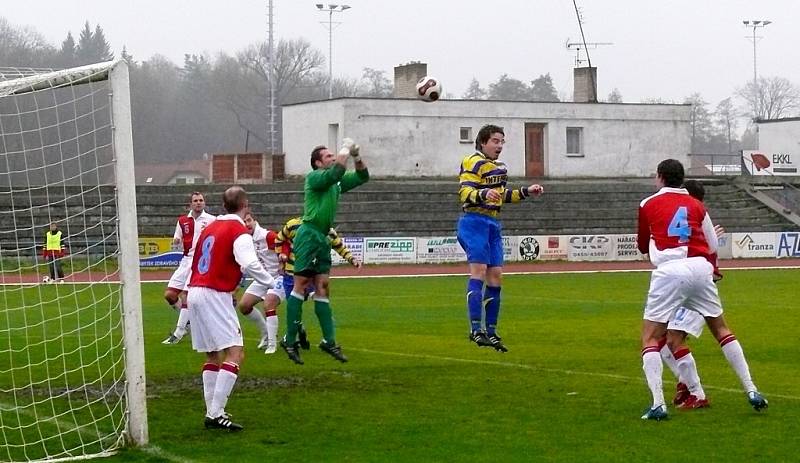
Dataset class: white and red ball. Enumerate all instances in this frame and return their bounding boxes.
[415,76,442,102]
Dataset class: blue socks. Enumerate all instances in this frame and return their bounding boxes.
[484,286,501,336]
[466,278,483,332]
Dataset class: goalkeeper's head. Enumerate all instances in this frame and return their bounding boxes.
[310,145,336,170]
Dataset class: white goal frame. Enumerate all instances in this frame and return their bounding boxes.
[0,59,147,459]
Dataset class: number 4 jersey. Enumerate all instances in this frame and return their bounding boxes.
[637,187,718,267]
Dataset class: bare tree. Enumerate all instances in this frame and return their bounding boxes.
[360,67,392,97]
[737,76,800,120]
[714,98,738,154]
[462,78,487,100]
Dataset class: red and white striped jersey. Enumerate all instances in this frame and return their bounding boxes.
[173,210,215,257]
[251,222,281,277]
[637,187,718,267]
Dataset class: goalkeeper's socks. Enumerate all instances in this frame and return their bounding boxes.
[467,278,484,332]
[314,296,335,344]
[483,286,501,336]
[201,363,219,415]
[210,362,239,419]
[285,292,304,345]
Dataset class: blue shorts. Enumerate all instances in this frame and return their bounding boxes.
[457,213,504,267]
[283,274,315,300]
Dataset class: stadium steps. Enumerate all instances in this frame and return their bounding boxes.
[1,178,797,254]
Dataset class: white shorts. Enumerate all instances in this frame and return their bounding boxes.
[244,275,285,302]
[187,286,243,353]
[245,275,286,303]
[667,307,705,338]
[643,257,724,324]
[167,256,193,291]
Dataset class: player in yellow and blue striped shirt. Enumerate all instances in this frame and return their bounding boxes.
[457,124,544,352]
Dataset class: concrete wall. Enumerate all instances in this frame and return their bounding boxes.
[282,98,691,177]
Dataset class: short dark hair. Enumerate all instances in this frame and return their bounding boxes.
[683,179,705,202]
[475,124,504,150]
[189,191,204,203]
[310,145,327,170]
[657,159,684,188]
[222,186,247,214]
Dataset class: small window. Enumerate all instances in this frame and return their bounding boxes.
[566,127,583,156]
[194,178,206,185]
[459,127,472,143]
[174,177,187,185]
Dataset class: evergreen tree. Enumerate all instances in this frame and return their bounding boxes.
[462,78,487,100]
[488,74,530,101]
[92,24,113,61]
[75,21,95,65]
[58,32,76,68]
[530,73,559,101]
[606,88,623,103]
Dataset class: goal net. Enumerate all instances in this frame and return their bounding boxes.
[0,61,146,462]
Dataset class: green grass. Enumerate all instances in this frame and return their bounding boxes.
[3,269,799,462]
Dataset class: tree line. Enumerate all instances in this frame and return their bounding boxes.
[1,17,799,163]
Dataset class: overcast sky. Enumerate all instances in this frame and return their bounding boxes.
[4,0,799,107]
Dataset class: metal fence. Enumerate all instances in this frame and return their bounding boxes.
[687,153,742,176]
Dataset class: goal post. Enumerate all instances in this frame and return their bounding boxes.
[0,59,147,461]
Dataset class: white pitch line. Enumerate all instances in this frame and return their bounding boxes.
[351,347,800,401]
[141,445,198,463]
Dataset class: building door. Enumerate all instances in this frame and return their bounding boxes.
[525,123,545,177]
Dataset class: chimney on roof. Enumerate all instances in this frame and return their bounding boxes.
[394,62,427,98]
[573,67,597,103]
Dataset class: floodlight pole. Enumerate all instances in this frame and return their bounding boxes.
[743,20,771,89]
[316,4,351,99]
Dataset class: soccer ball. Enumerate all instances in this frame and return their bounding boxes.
[415,76,442,102]
[42,276,51,283]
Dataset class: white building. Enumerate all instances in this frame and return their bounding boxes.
[282,98,691,178]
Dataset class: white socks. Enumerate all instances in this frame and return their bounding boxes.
[720,335,756,393]
[209,362,239,419]
[266,313,279,343]
[642,348,665,407]
[244,308,269,338]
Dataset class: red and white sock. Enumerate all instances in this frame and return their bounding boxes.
[642,346,665,407]
[266,309,279,343]
[201,363,219,416]
[719,334,756,393]
[673,347,705,400]
[209,362,239,418]
[658,338,681,381]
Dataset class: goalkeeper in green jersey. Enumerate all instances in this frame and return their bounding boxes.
[280,138,369,365]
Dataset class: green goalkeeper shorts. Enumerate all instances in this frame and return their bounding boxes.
[292,223,332,276]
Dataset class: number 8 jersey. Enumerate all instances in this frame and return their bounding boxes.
[637,187,718,267]
[190,217,250,292]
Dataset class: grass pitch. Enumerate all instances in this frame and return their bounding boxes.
[6,269,800,462]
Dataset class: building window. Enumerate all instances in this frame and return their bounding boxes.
[459,127,472,143]
[566,127,583,156]
[174,178,187,185]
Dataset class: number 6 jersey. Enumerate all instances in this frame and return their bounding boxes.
[637,187,718,267]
